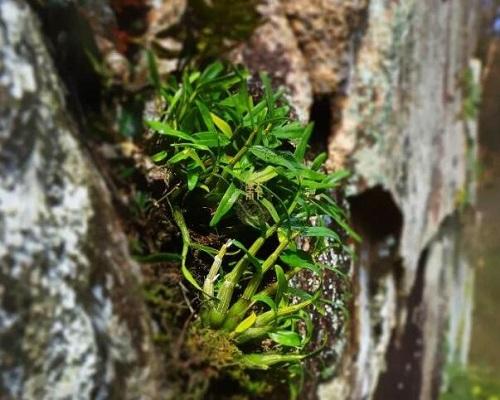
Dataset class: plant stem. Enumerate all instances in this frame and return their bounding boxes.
[208,223,277,327]
[170,203,202,291]
[203,240,232,299]
[222,231,299,331]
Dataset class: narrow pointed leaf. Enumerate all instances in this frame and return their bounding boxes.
[261,198,280,223]
[248,166,278,184]
[210,112,233,138]
[187,171,199,191]
[274,265,287,305]
[151,150,168,162]
[234,312,257,334]
[196,100,216,131]
[299,226,341,241]
[209,183,242,226]
[294,122,313,162]
[269,331,302,347]
[252,293,277,312]
[146,120,194,141]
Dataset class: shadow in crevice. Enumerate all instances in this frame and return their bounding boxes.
[309,95,333,156]
[373,247,428,400]
[349,186,403,281]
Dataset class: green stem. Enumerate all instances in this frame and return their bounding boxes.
[221,197,301,330]
[208,224,277,328]
[222,232,298,331]
[238,353,305,369]
[171,204,202,291]
[256,268,301,298]
[255,293,319,327]
[243,231,299,299]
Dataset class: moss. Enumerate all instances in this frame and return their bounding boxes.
[460,67,481,121]
[440,364,500,400]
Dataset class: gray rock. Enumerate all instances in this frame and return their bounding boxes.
[320,0,480,398]
[0,1,164,398]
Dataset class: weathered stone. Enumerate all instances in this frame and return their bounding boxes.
[229,0,313,122]
[0,1,164,398]
[282,0,369,94]
[319,0,480,398]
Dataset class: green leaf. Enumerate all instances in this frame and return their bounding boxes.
[249,146,297,170]
[147,50,161,90]
[182,263,202,291]
[234,312,257,334]
[313,198,361,241]
[253,294,277,312]
[274,265,287,305]
[311,152,328,170]
[248,166,278,184]
[190,242,219,256]
[286,287,313,301]
[269,330,302,347]
[200,62,224,83]
[232,240,263,270]
[187,171,199,191]
[196,100,216,131]
[299,226,341,241]
[271,122,306,139]
[209,183,242,226]
[260,198,280,223]
[210,112,233,138]
[151,150,168,162]
[294,123,313,162]
[169,149,206,170]
[280,250,320,274]
[146,120,194,141]
[192,131,230,147]
[239,353,305,370]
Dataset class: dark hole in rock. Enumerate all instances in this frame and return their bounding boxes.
[348,186,403,279]
[32,3,102,115]
[309,95,332,155]
[373,248,428,400]
[348,186,403,242]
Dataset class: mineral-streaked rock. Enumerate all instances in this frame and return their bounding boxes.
[229,0,313,122]
[0,1,164,398]
[319,0,480,398]
[282,0,369,94]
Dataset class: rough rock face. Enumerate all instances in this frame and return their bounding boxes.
[320,0,480,398]
[229,0,313,122]
[282,0,369,94]
[0,1,164,398]
[0,0,483,398]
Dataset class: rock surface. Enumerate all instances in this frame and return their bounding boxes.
[320,0,480,398]
[0,1,164,398]
[229,0,313,122]
[282,0,369,94]
[0,0,484,398]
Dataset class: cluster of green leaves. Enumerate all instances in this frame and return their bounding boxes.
[146,61,357,375]
[441,364,500,400]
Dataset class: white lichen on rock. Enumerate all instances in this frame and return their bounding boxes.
[0,1,163,398]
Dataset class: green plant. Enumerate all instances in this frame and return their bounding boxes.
[441,364,500,400]
[461,66,481,121]
[145,61,357,387]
